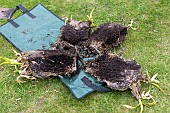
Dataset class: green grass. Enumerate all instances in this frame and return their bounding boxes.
[0,0,170,113]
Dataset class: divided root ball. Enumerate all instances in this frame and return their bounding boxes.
[90,23,128,53]
[56,20,98,57]
[57,20,91,47]
[84,54,144,99]
[17,49,77,78]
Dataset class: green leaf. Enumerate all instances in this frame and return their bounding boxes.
[0,57,21,65]
[139,99,144,113]
[143,101,157,107]
[151,82,166,94]
[122,105,136,109]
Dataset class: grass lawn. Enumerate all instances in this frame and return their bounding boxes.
[0,0,170,113]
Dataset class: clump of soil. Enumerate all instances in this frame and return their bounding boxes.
[90,23,128,53]
[17,49,77,78]
[57,20,91,47]
[56,20,99,58]
[84,54,143,99]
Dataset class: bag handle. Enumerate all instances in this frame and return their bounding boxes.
[81,76,111,92]
[7,4,36,28]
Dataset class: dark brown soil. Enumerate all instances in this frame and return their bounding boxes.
[84,54,143,91]
[90,23,128,53]
[24,49,77,78]
[58,20,91,46]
